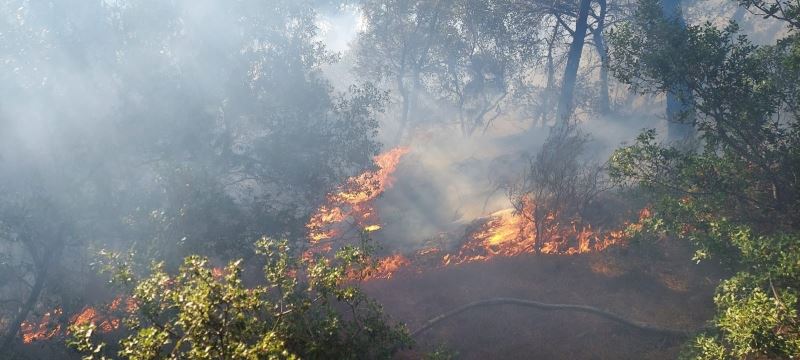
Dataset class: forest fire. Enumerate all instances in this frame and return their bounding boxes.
[448,212,627,265]
[449,203,648,263]
[306,147,410,243]
[301,145,648,281]
[20,296,136,344]
[356,204,651,280]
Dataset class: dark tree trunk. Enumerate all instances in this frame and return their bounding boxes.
[0,227,65,355]
[537,22,561,126]
[396,2,442,143]
[593,0,611,114]
[661,0,695,140]
[556,0,592,122]
[0,269,47,354]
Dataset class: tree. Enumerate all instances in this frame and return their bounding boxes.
[592,0,612,114]
[608,2,800,356]
[0,0,387,355]
[0,192,68,355]
[505,0,630,122]
[660,0,696,140]
[509,122,607,251]
[556,0,593,121]
[356,0,632,131]
[432,0,532,135]
[608,0,696,139]
[356,0,449,140]
[356,0,536,137]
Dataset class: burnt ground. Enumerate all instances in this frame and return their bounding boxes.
[364,240,726,359]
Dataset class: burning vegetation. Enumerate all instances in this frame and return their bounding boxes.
[306,147,411,243]
[15,133,652,354]
[356,202,648,280]
[2,0,797,358]
[304,145,646,282]
[20,296,136,345]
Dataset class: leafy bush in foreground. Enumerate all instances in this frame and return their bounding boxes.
[69,237,410,359]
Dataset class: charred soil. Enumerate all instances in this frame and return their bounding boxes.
[365,239,725,359]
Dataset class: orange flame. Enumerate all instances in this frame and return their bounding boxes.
[360,205,649,280]
[306,147,410,245]
[23,147,413,345]
[359,254,412,280]
[446,200,633,264]
[211,267,225,279]
[21,295,137,344]
[20,308,63,344]
[328,147,410,205]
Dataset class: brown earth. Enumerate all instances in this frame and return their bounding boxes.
[364,240,725,359]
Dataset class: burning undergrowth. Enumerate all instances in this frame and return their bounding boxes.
[355,202,649,280]
[20,295,137,345]
[303,146,411,259]
[302,135,649,281]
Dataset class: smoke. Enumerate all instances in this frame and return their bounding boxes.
[317,4,363,54]
[367,110,664,251]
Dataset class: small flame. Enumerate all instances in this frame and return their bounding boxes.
[359,254,412,280]
[211,267,225,279]
[21,296,136,344]
[20,308,63,344]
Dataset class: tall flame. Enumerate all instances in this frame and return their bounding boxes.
[306,147,410,243]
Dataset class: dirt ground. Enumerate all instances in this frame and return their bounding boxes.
[364,240,725,359]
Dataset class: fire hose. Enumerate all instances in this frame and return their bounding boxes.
[411,297,703,338]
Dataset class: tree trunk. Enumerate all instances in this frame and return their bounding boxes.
[396,73,411,143]
[555,0,592,122]
[0,226,64,355]
[395,38,411,144]
[661,0,695,140]
[396,1,442,143]
[593,0,611,114]
[0,263,49,354]
[537,22,561,126]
